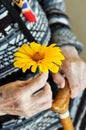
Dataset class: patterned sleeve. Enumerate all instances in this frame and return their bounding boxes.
[39,0,83,54]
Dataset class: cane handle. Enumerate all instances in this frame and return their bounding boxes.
[51,79,70,114]
[51,79,74,130]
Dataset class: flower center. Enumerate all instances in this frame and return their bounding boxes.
[32,52,44,62]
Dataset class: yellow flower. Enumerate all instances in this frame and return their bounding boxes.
[13,42,65,73]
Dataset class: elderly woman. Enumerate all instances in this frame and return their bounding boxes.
[0,0,86,129]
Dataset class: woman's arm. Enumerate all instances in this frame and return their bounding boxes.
[39,0,83,53]
[39,0,86,98]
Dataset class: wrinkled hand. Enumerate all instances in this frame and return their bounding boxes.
[52,46,86,98]
[0,73,52,117]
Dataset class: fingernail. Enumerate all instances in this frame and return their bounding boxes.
[60,82,65,88]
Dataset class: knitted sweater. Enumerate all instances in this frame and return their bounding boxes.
[0,0,83,79]
[0,0,85,130]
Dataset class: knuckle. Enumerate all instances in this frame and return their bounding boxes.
[15,80,22,84]
[66,61,72,67]
[76,84,80,89]
[16,80,30,88]
[46,101,52,108]
[20,106,29,116]
[76,60,83,67]
[80,61,85,68]
[36,75,48,88]
[46,90,52,97]
[48,101,52,107]
[15,80,24,88]
[71,85,80,98]
[45,95,52,103]
[66,61,77,70]
[36,80,42,87]
[73,84,80,91]
[68,62,74,70]
[71,94,76,99]
[71,92,78,98]
[23,111,29,117]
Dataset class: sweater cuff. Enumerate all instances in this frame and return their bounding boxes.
[50,26,83,54]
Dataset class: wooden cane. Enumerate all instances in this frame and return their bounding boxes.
[51,79,74,130]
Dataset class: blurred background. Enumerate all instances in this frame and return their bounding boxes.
[65,0,86,61]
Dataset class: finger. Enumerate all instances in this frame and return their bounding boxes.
[78,67,84,91]
[84,64,86,88]
[66,62,86,97]
[52,72,65,88]
[27,73,48,94]
[67,75,79,98]
[32,83,52,105]
[80,64,86,90]
[64,69,80,98]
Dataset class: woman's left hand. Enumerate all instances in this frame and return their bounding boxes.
[52,46,86,98]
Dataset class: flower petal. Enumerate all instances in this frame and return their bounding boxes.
[48,63,59,73]
[30,42,41,52]
[14,60,36,69]
[31,63,38,73]
[18,43,33,55]
[38,62,48,72]
[22,63,32,72]
[14,52,30,58]
[14,57,33,62]
[48,43,56,48]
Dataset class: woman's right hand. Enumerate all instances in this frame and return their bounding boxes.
[0,73,52,117]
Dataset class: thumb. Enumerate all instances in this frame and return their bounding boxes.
[26,72,49,93]
[52,72,65,88]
